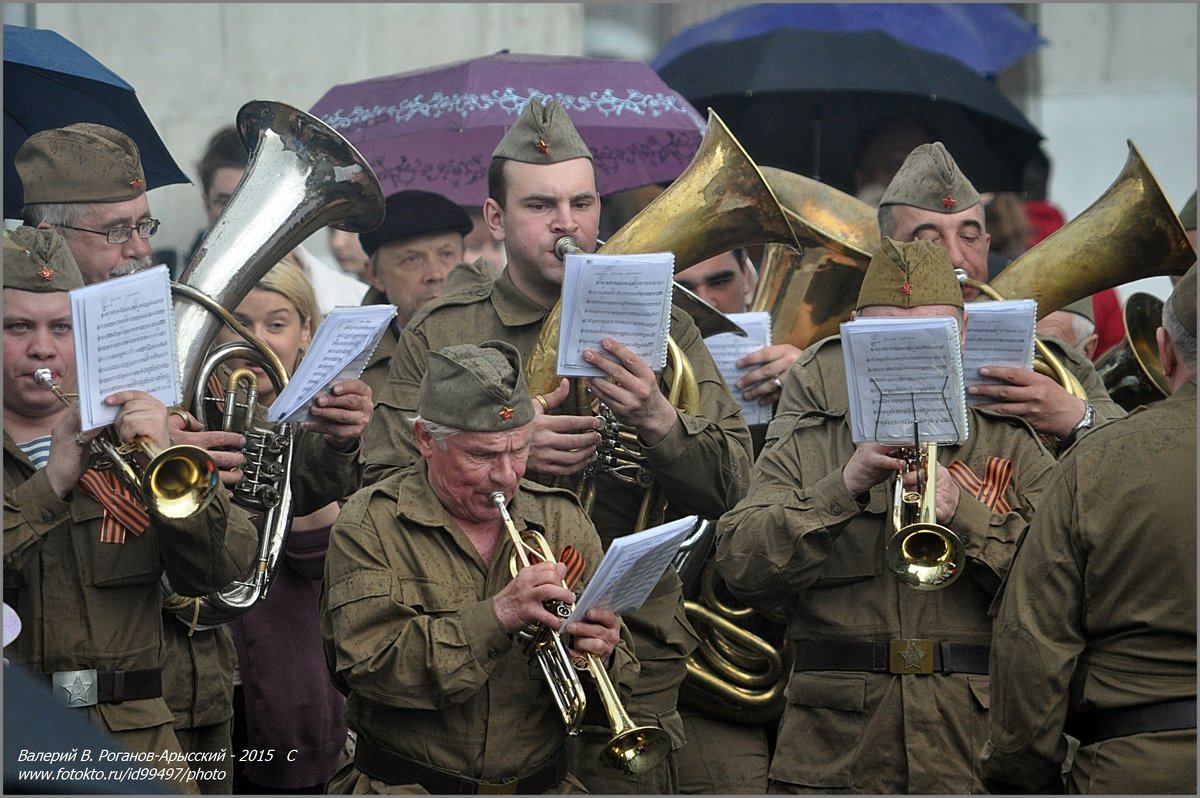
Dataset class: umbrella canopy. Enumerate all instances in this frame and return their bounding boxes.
[652,3,1046,77]
[310,50,708,207]
[3,24,190,219]
[656,28,1044,196]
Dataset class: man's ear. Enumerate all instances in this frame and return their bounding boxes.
[362,256,386,293]
[482,197,505,242]
[414,420,434,459]
[1081,333,1099,362]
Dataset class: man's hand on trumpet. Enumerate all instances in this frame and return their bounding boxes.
[563,607,621,665]
[528,377,600,477]
[46,401,93,498]
[167,410,245,488]
[492,560,575,634]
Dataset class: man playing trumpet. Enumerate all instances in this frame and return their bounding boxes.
[2,227,257,793]
[321,340,635,794]
[716,238,1058,793]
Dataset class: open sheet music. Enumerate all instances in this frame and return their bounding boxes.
[962,299,1037,406]
[70,265,179,431]
[704,311,774,426]
[557,251,674,378]
[267,304,396,423]
[840,316,969,445]
[564,515,697,625]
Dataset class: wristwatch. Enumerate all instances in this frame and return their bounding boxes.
[1062,400,1095,447]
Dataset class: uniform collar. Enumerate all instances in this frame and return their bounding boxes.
[492,267,553,328]
[394,460,549,535]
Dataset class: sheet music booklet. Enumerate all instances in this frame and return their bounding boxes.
[70,265,179,431]
[557,251,674,377]
[961,298,1037,406]
[840,316,969,446]
[267,304,397,423]
[564,514,697,625]
[705,311,774,426]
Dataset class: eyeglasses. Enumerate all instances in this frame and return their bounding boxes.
[59,218,160,245]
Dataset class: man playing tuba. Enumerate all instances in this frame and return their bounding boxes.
[363,98,753,794]
[716,238,1057,793]
[321,340,634,793]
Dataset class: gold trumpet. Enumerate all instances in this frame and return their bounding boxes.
[884,444,965,591]
[491,492,670,775]
[35,368,220,519]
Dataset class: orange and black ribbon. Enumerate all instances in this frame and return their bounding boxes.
[558,545,586,592]
[947,456,1014,514]
[77,469,150,544]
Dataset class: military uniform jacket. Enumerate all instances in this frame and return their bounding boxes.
[3,433,258,736]
[320,464,637,782]
[715,337,1057,793]
[358,286,399,403]
[1041,335,1126,428]
[363,268,751,743]
[981,378,1197,794]
[160,427,364,731]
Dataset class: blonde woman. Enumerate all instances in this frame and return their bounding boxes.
[215,257,357,793]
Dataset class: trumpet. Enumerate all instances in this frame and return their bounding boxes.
[34,368,220,519]
[883,444,966,591]
[490,492,670,775]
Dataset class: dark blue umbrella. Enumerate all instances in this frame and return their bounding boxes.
[652,3,1047,77]
[4,24,190,219]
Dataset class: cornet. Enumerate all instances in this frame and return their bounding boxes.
[490,492,670,775]
[883,444,966,591]
[34,368,220,519]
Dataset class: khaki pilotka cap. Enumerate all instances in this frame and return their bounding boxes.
[879,142,981,213]
[3,226,85,292]
[15,123,147,205]
[856,237,964,311]
[491,99,593,164]
[1169,265,1196,338]
[419,340,535,432]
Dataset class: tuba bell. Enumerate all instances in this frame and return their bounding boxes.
[161,100,384,628]
[1094,292,1170,411]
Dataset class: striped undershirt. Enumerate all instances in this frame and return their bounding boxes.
[16,434,52,470]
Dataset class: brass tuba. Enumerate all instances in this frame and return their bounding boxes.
[1094,292,1170,411]
[161,100,384,628]
[491,492,670,775]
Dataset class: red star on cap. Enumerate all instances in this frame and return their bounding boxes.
[499,406,514,421]
[941,195,956,209]
[901,283,913,296]
[535,139,549,155]
[130,178,143,190]
[38,265,53,281]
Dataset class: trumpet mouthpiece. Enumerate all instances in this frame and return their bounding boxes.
[489,491,507,507]
[34,368,53,386]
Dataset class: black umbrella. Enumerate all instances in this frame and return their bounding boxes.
[655,27,1043,195]
[4,25,190,219]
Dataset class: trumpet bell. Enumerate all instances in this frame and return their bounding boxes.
[602,725,671,775]
[142,444,221,520]
[885,523,965,591]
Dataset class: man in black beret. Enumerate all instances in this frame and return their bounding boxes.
[358,189,473,398]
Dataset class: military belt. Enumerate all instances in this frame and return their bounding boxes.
[1066,698,1196,747]
[354,736,567,794]
[44,667,162,708]
[792,639,990,675]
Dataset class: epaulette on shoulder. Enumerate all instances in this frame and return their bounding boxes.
[797,333,842,367]
[408,281,494,328]
[520,478,579,501]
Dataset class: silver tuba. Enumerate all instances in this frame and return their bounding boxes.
[161,100,384,629]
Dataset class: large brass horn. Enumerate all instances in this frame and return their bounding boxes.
[749,167,880,350]
[162,100,385,628]
[1094,291,1170,411]
[991,140,1195,316]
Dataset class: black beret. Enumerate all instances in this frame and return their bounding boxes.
[360,190,473,257]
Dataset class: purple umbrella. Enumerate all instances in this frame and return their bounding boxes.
[310,50,708,207]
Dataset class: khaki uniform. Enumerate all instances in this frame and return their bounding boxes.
[982,379,1197,794]
[364,269,752,792]
[714,337,1057,793]
[160,429,362,793]
[3,434,258,792]
[320,466,636,793]
[359,286,399,402]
